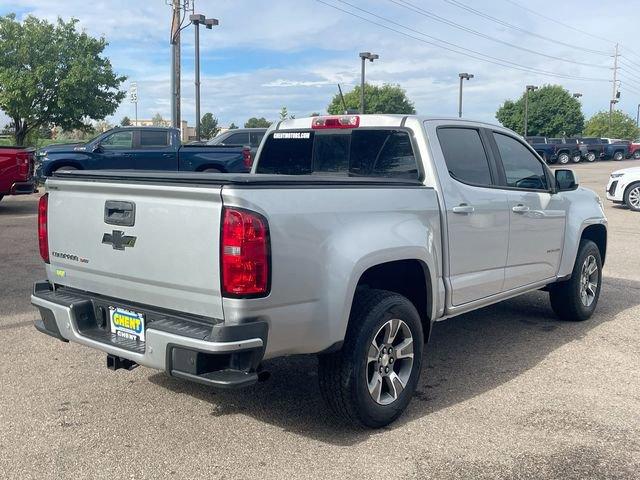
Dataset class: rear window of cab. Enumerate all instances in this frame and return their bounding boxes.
[256,129,419,179]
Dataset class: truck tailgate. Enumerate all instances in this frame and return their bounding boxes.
[45,177,224,319]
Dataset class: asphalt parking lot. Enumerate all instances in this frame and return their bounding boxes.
[1,161,639,480]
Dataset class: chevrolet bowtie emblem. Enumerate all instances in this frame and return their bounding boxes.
[102,230,137,250]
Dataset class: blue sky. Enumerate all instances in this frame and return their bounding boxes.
[1,0,640,128]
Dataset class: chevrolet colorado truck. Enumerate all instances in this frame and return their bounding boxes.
[32,115,607,428]
[0,146,36,202]
[36,127,253,179]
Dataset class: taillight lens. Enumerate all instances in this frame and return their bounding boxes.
[17,152,29,176]
[221,207,269,297]
[312,115,360,129]
[38,193,49,263]
[242,147,253,170]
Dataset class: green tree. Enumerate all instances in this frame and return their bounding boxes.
[327,83,415,115]
[120,116,131,126]
[0,14,125,145]
[151,113,165,126]
[200,112,220,139]
[228,122,238,130]
[495,85,584,137]
[244,117,272,128]
[584,110,640,139]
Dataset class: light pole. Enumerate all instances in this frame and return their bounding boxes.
[359,52,379,114]
[523,85,538,137]
[609,99,619,136]
[190,14,218,142]
[458,73,474,118]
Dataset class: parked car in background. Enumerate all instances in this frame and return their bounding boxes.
[36,127,253,179]
[0,146,36,202]
[526,136,585,164]
[606,166,640,210]
[629,139,640,159]
[208,128,267,161]
[578,137,605,162]
[33,115,607,428]
[600,138,629,161]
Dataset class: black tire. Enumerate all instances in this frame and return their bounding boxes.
[318,289,424,428]
[549,240,602,321]
[202,168,222,173]
[586,151,597,162]
[613,151,624,161]
[557,152,570,164]
[0,195,3,203]
[633,150,640,160]
[571,153,581,163]
[624,182,640,212]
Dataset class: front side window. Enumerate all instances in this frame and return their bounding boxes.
[250,131,265,147]
[437,127,493,186]
[139,130,169,147]
[493,133,548,190]
[101,131,133,150]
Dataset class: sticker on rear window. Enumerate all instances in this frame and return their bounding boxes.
[273,132,310,139]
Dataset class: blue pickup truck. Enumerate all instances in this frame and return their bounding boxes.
[525,136,586,164]
[36,127,252,179]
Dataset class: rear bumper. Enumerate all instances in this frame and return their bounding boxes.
[31,281,267,388]
[1,179,35,196]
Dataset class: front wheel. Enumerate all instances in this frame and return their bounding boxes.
[549,240,602,321]
[558,152,570,164]
[571,153,582,163]
[586,151,597,162]
[633,150,640,160]
[624,182,640,211]
[613,151,624,161]
[318,289,424,428]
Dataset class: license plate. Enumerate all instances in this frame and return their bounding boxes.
[109,306,145,342]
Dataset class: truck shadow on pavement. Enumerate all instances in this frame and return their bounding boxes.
[0,195,39,216]
[149,278,639,446]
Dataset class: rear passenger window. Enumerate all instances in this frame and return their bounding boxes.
[250,132,265,147]
[437,128,493,186]
[493,133,548,190]
[224,133,250,145]
[139,130,169,148]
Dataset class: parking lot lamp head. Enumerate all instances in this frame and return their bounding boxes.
[458,73,474,118]
[358,52,379,114]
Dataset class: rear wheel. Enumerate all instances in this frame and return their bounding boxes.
[202,168,221,173]
[586,151,597,162]
[549,240,602,321]
[624,182,640,211]
[633,150,640,160]
[558,152,570,164]
[54,165,78,173]
[572,153,582,163]
[613,151,624,161]
[318,289,424,428]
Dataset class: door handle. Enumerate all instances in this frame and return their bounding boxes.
[452,204,475,214]
[162,153,173,158]
[512,204,530,213]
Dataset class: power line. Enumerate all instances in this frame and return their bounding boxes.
[621,56,640,72]
[501,0,615,46]
[318,0,609,82]
[444,0,610,56]
[386,0,609,69]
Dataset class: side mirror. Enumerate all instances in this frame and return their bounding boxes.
[555,169,578,191]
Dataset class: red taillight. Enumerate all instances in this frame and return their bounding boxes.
[242,147,253,170]
[312,115,360,129]
[38,193,49,263]
[221,207,269,297]
[17,151,30,176]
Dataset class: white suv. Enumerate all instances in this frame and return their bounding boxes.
[606,167,640,211]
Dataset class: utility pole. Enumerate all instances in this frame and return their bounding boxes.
[130,82,138,126]
[458,73,474,118]
[609,43,620,136]
[170,0,182,129]
[524,85,538,137]
[190,15,218,142]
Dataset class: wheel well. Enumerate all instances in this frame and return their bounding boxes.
[196,164,227,172]
[51,161,83,173]
[582,224,607,265]
[355,260,432,334]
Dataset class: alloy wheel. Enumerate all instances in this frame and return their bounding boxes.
[579,255,599,307]
[367,318,414,406]
[628,186,640,209]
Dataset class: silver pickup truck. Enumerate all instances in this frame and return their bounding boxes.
[32,115,607,428]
